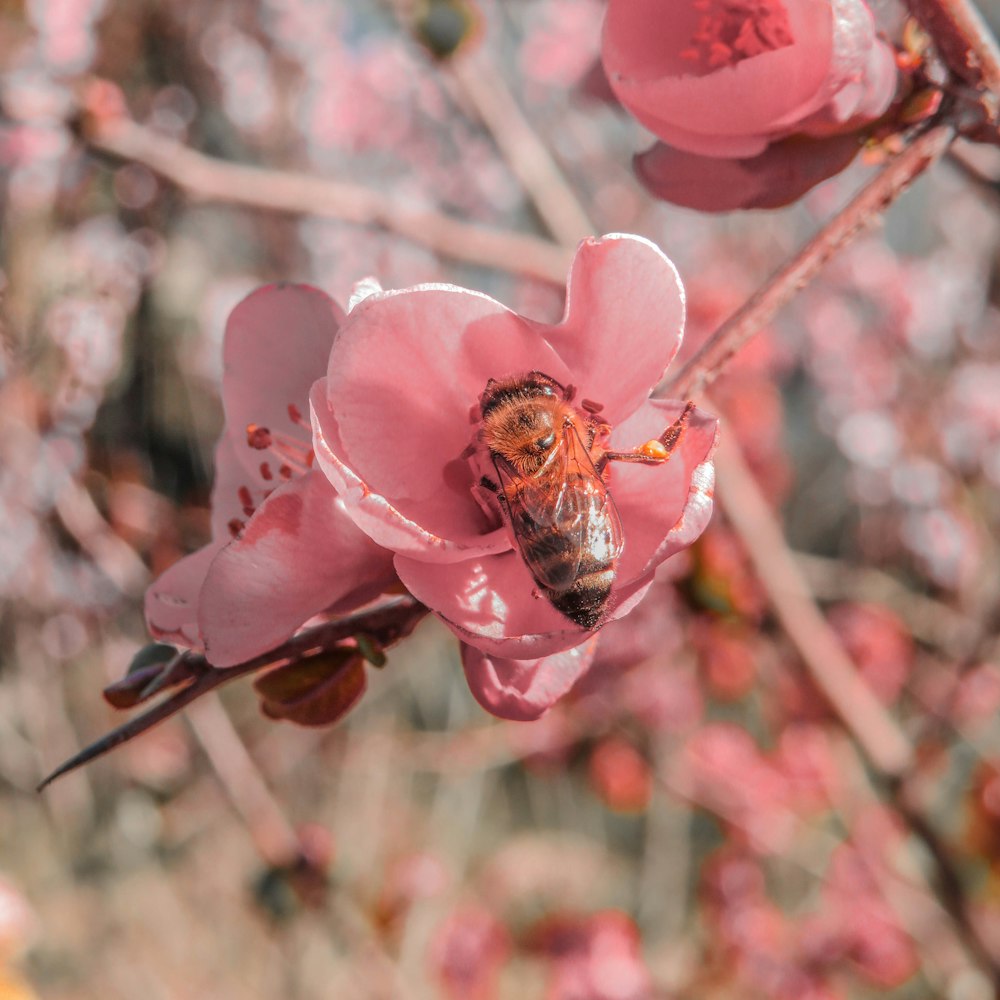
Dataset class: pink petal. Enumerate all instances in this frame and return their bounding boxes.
[540,235,686,426]
[310,379,511,562]
[461,639,599,721]
[221,283,343,482]
[144,541,223,648]
[322,285,572,538]
[198,470,396,667]
[608,399,719,585]
[634,134,862,212]
[394,551,652,659]
[603,0,835,138]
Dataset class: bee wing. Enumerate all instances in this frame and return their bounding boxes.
[494,424,623,593]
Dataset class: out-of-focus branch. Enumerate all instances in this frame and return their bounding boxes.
[80,102,573,285]
[713,426,1000,984]
[448,52,595,247]
[186,694,301,865]
[54,481,150,597]
[666,124,956,399]
[713,431,914,778]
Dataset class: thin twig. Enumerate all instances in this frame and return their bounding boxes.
[666,124,956,399]
[82,109,573,285]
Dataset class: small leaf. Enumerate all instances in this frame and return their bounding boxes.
[254,651,367,727]
[127,643,178,676]
[355,633,387,668]
[104,644,186,709]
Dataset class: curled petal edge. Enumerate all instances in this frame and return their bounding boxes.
[309,378,511,564]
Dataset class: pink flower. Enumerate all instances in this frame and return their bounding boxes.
[602,0,899,210]
[144,284,397,668]
[310,235,718,720]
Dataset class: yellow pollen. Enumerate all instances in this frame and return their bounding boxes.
[640,439,669,460]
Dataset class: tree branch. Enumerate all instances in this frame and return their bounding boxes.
[666,124,956,399]
[37,598,428,791]
[81,105,573,285]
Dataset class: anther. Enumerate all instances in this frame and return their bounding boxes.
[640,440,669,460]
[279,464,293,480]
[247,424,272,449]
[260,462,273,481]
[237,485,253,508]
[288,403,306,425]
[227,518,245,538]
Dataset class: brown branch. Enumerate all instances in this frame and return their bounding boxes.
[905,0,1000,119]
[666,124,956,399]
[81,107,573,285]
[37,598,428,790]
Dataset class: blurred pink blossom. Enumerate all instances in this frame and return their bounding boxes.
[144,285,397,668]
[602,0,898,209]
[533,911,653,1000]
[310,235,718,720]
[430,904,510,1000]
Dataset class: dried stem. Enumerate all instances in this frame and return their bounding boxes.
[667,124,956,399]
[81,105,572,285]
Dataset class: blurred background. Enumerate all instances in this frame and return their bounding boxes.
[4,0,1000,997]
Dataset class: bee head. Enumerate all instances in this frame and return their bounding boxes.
[479,372,572,475]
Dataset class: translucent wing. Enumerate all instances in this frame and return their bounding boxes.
[494,423,623,593]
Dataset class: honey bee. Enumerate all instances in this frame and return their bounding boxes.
[479,371,695,630]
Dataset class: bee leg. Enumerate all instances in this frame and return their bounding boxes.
[582,415,611,451]
[480,475,499,494]
[595,401,696,473]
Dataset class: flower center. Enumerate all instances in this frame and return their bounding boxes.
[680,0,794,71]
[227,403,315,539]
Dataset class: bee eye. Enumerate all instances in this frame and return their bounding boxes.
[536,433,556,451]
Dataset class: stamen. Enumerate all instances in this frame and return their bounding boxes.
[247,424,272,449]
[681,0,794,71]
[238,485,253,508]
[227,518,245,538]
[246,403,315,478]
